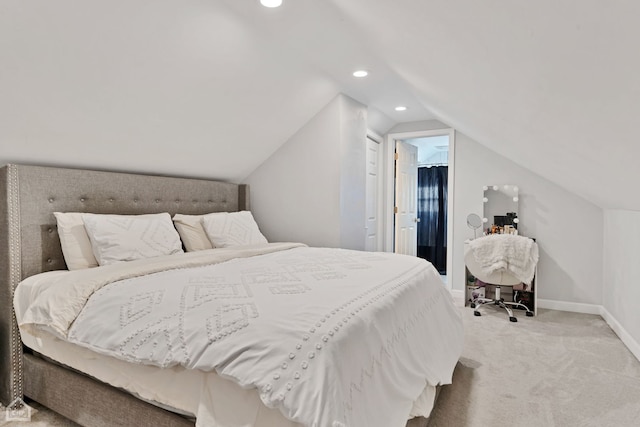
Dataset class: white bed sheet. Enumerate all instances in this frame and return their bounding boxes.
[20,328,305,426]
[15,266,441,427]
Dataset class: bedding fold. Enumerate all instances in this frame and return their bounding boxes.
[19,242,305,337]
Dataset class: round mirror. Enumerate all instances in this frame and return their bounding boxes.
[467,213,483,239]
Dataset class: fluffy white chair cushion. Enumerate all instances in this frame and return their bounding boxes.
[201,211,268,248]
[54,212,99,270]
[172,214,214,252]
[82,213,184,266]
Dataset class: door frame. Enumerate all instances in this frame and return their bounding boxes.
[365,129,384,251]
[383,128,456,291]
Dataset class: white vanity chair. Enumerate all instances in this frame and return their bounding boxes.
[464,234,538,322]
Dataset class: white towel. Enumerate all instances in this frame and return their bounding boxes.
[468,234,539,285]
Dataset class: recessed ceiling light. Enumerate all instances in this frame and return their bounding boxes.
[260,0,282,7]
[395,106,407,111]
[352,70,368,78]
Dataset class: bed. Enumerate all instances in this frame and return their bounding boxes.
[0,163,463,427]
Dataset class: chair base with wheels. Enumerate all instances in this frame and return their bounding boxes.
[464,240,535,322]
[470,285,533,322]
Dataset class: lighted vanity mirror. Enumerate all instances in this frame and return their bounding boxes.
[482,184,519,235]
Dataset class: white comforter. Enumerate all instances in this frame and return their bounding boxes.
[18,243,463,427]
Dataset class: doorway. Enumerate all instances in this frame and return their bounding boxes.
[406,136,449,274]
[383,128,455,290]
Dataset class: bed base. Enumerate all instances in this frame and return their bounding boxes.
[24,352,432,427]
[24,353,194,427]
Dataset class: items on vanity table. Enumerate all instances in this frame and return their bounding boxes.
[465,185,539,321]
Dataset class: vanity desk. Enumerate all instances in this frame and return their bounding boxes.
[465,185,538,320]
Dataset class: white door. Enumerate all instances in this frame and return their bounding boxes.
[365,137,381,251]
[394,141,419,256]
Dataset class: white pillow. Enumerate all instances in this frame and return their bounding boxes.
[172,214,213,252]
[54,212,99,270]
[82,213,184,266]
[201,211,268,248]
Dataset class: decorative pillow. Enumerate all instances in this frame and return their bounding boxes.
[54,212,99,270]
[172,214,213,252]
[82,213,184,266]
[200,211,268,248]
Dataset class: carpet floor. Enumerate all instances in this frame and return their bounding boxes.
[4,307,640,427]
[429,307,640,426]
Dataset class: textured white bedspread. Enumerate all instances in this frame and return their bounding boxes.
[18,244,463,427]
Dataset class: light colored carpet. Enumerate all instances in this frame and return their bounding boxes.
[428,307,640,426]
[4,308,640,426]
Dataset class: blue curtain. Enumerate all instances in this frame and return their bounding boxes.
[417,166,448,273]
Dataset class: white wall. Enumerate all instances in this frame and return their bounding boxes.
[367,106,396,137]
[453,133,604,305]
[603,210,640,350]
[339,96,368,250]
[421,151,448,166]
[388,120,450,134]
[244,94,368,249]
[389,120,603,304]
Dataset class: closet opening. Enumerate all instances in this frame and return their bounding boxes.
[409,136,449,274]
[384,128,455,289]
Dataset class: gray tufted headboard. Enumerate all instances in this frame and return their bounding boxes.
[0,164,249,405]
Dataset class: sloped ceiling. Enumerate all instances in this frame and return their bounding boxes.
[331,0,640,210]
[0,0,341,181]
[1,0,637,210]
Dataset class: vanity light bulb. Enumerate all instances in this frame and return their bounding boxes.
[513,186,519,192]
[483,197,488,203]
[492,185,498,191]
[482,186,488,191]
[513,197,519,202]
[482,217,488,223]
[513,218,519,224]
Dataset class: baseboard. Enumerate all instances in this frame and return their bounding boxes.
[537,298,640,363]
[537,299,601,315]
[450,289,465,307]
[599,306,640,363]
[453,294,640,362]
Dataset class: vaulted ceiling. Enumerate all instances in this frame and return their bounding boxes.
[2,0,638,209]
[338,0,640,211]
